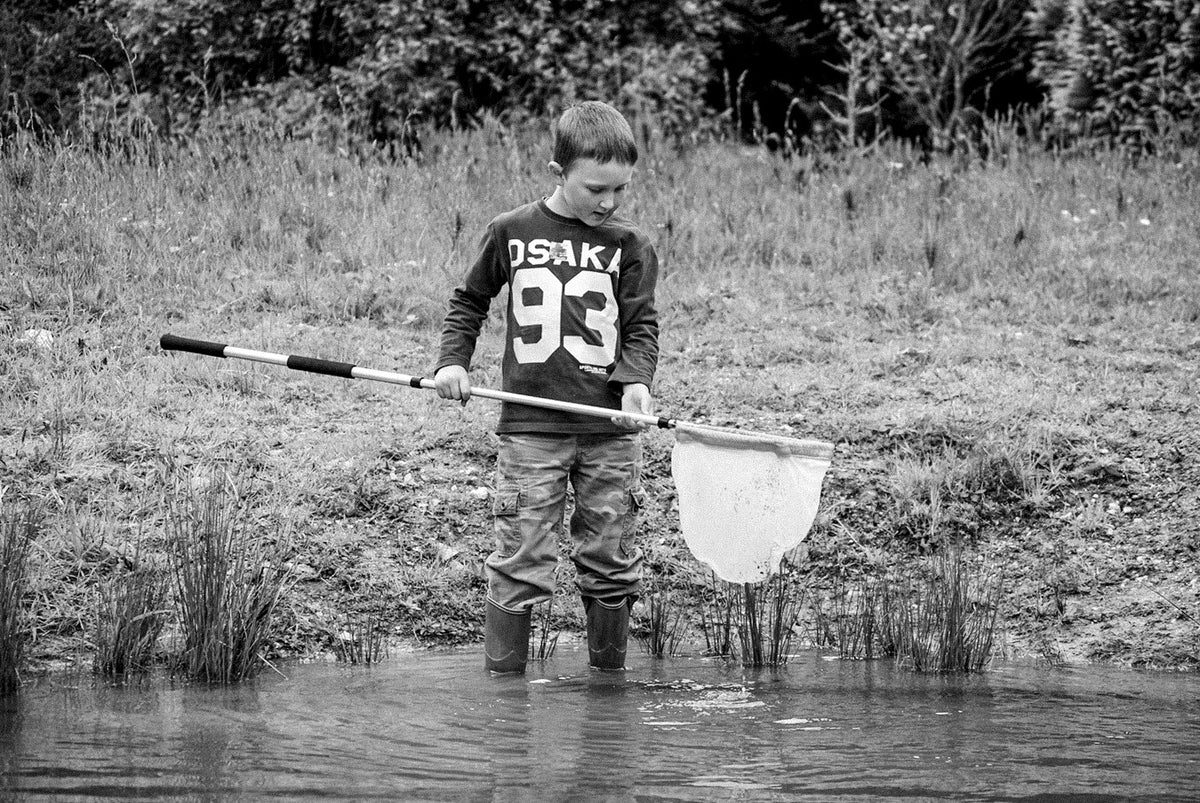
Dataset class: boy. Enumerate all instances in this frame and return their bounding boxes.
[434,101,659,674]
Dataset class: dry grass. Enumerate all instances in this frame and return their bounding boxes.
[531,600,560,661]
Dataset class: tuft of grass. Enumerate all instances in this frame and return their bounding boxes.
[699,574,736,658]
[0,505,38,694]
[830,577,891,661]
[733,570,807,667]
[640,590,685,658]
[531,597,559,660]
[702,567,807,666]
[333,610,389,665]
[823,546,1001,672]
[884,547,1002,673]
[168,475,292,682]
[93,565,170,676]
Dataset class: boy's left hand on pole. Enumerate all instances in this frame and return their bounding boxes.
[613,383,653,430]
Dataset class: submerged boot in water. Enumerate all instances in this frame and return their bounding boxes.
[584,597,631,671]
[484,601,531,674]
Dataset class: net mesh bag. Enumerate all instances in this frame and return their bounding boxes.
[670,423,834,583]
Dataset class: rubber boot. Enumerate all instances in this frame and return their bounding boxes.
[584,597,631,671]
[484,601,531,674]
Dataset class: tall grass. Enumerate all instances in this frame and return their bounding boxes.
[888,548,1002,673]
[531,598,559,661]
[702,567,807,666]
[93,566,170,676]
[734,575,807,667]
[830,577,889,661]
[333,609,389,665]
[0,506,37,694]
[640,591,685,658]
[169,476,291,682]
[699,575,735,658]
[830,547,1002,673]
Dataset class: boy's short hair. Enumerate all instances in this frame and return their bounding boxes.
[552,101,638,172]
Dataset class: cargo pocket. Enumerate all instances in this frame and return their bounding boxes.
[492,487,522,557]
[620,485,646,557]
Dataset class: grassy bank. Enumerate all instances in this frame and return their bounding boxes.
[2,124,1198,673]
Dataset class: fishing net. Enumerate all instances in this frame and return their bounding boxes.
[670,423,834,584]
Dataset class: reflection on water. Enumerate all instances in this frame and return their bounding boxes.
[1,646,1198,801]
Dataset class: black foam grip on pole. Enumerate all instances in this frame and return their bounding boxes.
[409,376,424,388]
[285,354,356,379]
[160,334,228,358]
[657,417,671,429]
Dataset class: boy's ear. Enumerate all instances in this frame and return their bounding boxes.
[547,160,565,182]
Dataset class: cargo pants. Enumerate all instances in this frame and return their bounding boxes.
[485,433,645,613]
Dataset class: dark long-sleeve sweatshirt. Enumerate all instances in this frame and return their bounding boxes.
[436,199,659,434]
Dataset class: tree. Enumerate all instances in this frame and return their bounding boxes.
[1,1,117,137]
[829,0,1034,149]
[73,0,724,142]
[1030,0,1200,147]
[710,0,840,142]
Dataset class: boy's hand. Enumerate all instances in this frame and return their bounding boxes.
[434,365,472,405]
[613,382,653,430]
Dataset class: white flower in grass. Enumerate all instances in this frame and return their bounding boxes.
[20,329,53,349]
[1139,218,1151,226]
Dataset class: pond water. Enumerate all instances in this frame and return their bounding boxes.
[2,645,1197,801]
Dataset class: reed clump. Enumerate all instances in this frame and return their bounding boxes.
[888,548,1002,673]
[699,576,735,658]
[830,577,890,661]
[168,476,292,682]
[640,590,685,658]
[333,609,389,665]
[736,571,807,667]
[93,565,171,676]
[532,598,559,660]
[0,505,38,694]
[831,547,1002,673]
[702,566,807,666]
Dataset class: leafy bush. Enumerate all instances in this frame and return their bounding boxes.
[79,0,723,142]
[0,3,117,137]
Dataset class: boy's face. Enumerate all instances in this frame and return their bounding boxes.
[547,157,634,227]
